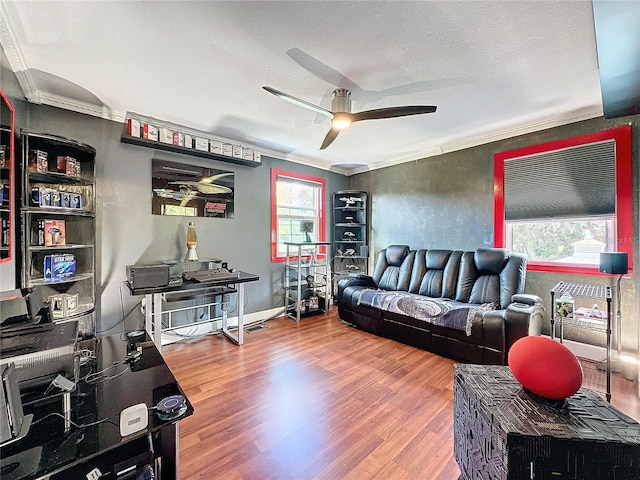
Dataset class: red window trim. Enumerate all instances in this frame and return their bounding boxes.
[0,88,14,265]
[494,126,632,275]
[271,168,326,263]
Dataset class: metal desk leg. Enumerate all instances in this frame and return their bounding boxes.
[222,283,244,345]
[145,293,153,339]
[550,291,555,340]
[63,391,71,433]
[153,293,163,347]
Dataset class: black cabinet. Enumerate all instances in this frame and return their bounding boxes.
[0,126,12,262]
[332,190,368,297]
[1,332,193,480]
[17,131,96,337]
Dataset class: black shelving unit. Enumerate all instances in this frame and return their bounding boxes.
[0,126,13,262]
[332,190,368,298]
[17,130,97,337]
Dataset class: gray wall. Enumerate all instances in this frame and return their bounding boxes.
[2,61,348,332]
[350,115,640,354]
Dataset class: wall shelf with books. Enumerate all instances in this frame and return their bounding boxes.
[120,113,262,168]
[17,131,97,337]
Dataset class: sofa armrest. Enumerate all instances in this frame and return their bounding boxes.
[336,275,376,306]
[511,293,543,307]
[349,273,374,282]
[504,295,545,357]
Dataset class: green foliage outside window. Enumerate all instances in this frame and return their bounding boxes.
[511,219,609,262]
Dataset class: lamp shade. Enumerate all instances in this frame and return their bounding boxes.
[599,252,628,275]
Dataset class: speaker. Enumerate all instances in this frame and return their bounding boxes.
[599,252,628,275]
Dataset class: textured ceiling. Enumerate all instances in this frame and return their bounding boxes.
[0,1,604,175]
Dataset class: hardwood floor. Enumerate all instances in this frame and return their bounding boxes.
[162,307,640,479]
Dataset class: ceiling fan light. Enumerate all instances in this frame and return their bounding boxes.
[332,114,351,130]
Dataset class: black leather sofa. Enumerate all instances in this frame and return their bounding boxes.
[337,245,544,365]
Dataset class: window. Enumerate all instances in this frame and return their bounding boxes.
[271,168,326,262]
[494,126,632,274]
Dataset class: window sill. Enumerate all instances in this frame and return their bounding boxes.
[527,261,632,276]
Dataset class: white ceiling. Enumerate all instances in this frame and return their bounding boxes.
[0,1,604,175]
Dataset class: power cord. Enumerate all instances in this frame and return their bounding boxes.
[96,281,142,335]
[82,350,141,385]
[32,411,120,429]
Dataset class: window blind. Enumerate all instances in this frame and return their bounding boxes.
[503,140,616,221]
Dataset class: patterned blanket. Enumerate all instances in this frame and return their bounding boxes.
[357,289,492,336]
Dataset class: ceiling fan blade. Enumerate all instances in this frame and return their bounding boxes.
[351,105,437,122]
[320,127,340,150]
[286,48,361,92]
[262,86,334,118]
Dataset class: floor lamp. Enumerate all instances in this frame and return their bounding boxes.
[599,252,629,373]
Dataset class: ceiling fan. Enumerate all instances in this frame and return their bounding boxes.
[263,86,437,149]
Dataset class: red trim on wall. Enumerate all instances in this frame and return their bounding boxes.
[270,168,327,263]
[493,154,505,249]
[0,88,15,265]
[493,126,633,274]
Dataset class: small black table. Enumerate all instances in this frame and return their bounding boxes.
[0,332,193,480]
[454,364,640,480]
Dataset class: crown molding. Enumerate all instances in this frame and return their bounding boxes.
[29,90,127,122]
[346,105,604,176]
[270,152,352,176]
[0,1,37,99]
[440,105,604,154]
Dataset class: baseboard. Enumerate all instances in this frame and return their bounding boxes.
[161,306,285,345]
[559,337,607,362]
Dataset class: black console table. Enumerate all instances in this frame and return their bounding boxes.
[454,364,640,480]
[0,332,193,480]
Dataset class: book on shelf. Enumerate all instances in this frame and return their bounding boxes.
[44,219,66,246]
[44,253,76,282]
[1,215,9,247]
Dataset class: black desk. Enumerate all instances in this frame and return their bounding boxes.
[0,332,193,480]
[128,271,260,347]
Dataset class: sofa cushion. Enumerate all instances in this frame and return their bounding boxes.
[475,248,509,274]
[372,246,414,291]
[357,289,493,335]
[469,275,501,307]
